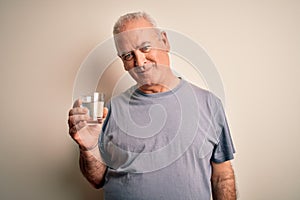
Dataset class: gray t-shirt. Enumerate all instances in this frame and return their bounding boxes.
[99,79,235,200]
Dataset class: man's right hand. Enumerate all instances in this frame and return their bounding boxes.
[68,99,108,151]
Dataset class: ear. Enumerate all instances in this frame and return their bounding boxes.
[161,31,170,52]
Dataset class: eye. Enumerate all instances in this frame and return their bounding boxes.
[140,45,151,53]
[122,52,134,61]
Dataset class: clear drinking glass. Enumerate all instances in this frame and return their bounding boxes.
[81,92,105,124]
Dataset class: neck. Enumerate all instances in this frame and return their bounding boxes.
[138,74,180,94]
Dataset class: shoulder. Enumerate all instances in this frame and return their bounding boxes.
[183,80,222,107]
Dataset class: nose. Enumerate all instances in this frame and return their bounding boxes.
[134,50,146,67]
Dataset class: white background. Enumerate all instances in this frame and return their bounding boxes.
[0,0,299,199]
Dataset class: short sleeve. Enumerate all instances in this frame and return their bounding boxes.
[210,97,236,163]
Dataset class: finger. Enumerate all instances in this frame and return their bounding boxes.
[69,107,88,116]
[69,120,87,137]
[97,107,109,123]
[68,114,90,127]
[103,107,108,119]
[73,99,82,108]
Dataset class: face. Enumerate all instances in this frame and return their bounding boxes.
[114,19,171,87]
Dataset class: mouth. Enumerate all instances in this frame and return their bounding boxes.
[135,63,154,74]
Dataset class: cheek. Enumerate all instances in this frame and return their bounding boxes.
[123,61,134,71]
[146,50,166,64]
[145,52,158,63]
[154,52,169,66]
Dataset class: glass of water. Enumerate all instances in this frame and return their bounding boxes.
[81,92,105,124]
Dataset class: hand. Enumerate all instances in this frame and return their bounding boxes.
[68,99,108,150]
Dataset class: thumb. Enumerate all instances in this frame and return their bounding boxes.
[98,107,109,124]
[103,107,108,119]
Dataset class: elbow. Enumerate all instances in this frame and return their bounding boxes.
[89,177,105,189]
[92,182,103,189]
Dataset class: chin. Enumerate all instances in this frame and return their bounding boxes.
[137,80,153,87]
[133,75,153,86]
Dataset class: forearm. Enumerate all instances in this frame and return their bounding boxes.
[211,169,236,200]
[79,145,107,188]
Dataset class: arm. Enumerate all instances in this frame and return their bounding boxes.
[211,161,236,200]
[68,99,108,188]
[79,145,107,188]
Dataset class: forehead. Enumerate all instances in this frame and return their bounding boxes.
[114,28,162,55]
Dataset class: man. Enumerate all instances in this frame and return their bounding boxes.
[68,12,236,200]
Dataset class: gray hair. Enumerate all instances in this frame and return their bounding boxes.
[113,11,157,35]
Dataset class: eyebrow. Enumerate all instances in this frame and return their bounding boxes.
[119,41,151,56]
[137,41,151,48]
